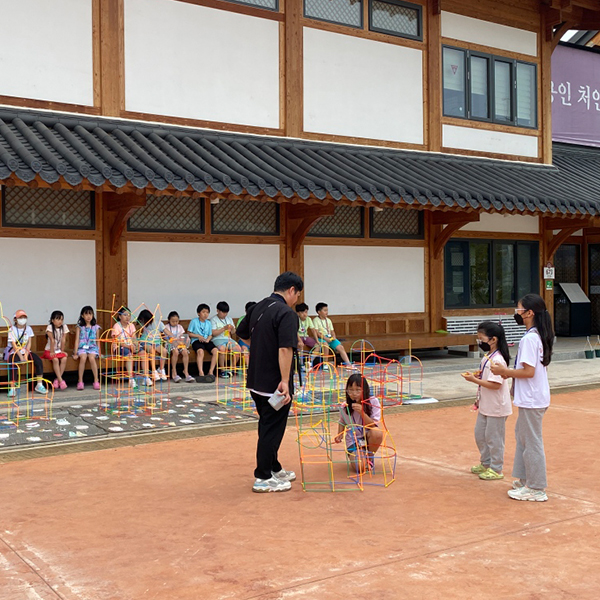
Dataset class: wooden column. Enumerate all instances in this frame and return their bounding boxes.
[427,0,442,152]
[281,203,335,294]
[96,191,145,329]
[284,0,303,138]
[97,0,125,116]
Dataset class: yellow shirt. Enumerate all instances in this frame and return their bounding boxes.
[298,316,314,337]
[313,316,334,338]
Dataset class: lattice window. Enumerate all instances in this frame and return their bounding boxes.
[369,208,423,239]
[1,186,94,229]
[221,0,278,10]
[304,0,363,27]
[128,195,204,233]
[211,200,279,235]
[554,243,581,284]
[369,0,422,40]
[308,205,364,237]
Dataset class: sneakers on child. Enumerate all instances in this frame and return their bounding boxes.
[35,383,47,394]
[470,464,488,474]
[507,486,548,502]
[143,377,154,387]
[153,370,161,381]
[59,380,67,390]
[92,382,100,390]
[219,371,231,379]
[479,468,504,480]
[172,375,182,383]
[272,469,297,482]
[252,476,292,493]
[185,375,195,383]
[77,382,84,391]
[7,387,17,398]
[53,379,59,389]
[129,378,138,390]
[159,368,168,381]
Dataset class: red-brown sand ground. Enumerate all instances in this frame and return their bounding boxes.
[0,388,599,600]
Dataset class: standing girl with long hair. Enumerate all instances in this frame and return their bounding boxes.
[462,321,512,481]
[491,293,554,502]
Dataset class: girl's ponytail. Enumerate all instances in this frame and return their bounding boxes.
[520,294,554,366]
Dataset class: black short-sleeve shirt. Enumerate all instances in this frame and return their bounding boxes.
[236,293,299,395]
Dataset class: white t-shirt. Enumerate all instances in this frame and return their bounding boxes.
[7,325,34,354]
[513,328,550,409]
[478,352,512,417]
[45,324,70,352]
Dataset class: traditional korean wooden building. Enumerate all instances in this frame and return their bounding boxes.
[1,0,600,351]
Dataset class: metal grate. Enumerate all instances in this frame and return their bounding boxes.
[370,208,422,238]
[128,194,204,233]
[370,0,421,39]
[222,0,278,9]
[554,243,580,284]
[308,205,363,237]
[304,0,363,27]
[211,199,279,235]
[2,186,94,229]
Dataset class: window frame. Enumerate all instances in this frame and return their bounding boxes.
[442,45,538,130]
[368,0,423,42]
[1,187,96,231]
[220,0,280,12]
[444,239,540,310]
[303,0,364,29]
[368,208,424,239]
[127,196,205,234]
[210,201,280,236]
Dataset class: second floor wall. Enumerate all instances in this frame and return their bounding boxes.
[0,0,557,163]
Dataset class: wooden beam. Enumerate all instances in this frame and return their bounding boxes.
[284,0,303,137]
[544,216,600,229]
[431,211,480,226]
[547,226,583,259]
[105,192,146,255]
[98,0,125,116]
[552,21,575,52]
[427,3,442,152]
[288,204,335,221]
[431,0,441,16]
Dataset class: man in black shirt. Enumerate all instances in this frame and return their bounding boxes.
[236,271,302,493]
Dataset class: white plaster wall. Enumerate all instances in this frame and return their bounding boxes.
[0,0,93,105]
[441,11,538,56]
[462,213,539,234]
[303,27,423,144]
[0,239,96,324]
[124,0,280,128]
[127,242,280,320]
[304,246,425,314]
[443,124,539,158]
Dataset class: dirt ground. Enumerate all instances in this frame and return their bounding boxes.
[0,388,599,600]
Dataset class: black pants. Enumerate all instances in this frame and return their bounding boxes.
[9,352,43,381]
[251,391,292,480]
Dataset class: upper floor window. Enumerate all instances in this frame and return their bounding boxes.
[304,0,422,41]
[443,46,537,129]
[221,0,279,10]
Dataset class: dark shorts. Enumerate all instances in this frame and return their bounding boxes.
[192,340,217,354]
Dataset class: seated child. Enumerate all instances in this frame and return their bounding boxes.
[111,307,138,389]
[313,302,351,365]
[138,309,170,384]
[188,304,218,383]
[210,301,241,379]
[41,310,70,390]
[334,373,383,474]
[164,311,193,383]
[296,302,317,350]
[236,301,256,357]
[72,305,101,391]
[5,309,47,396]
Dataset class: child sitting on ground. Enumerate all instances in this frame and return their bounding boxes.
[210,301,241,379]
[461,321,512,481]
[138,309,171,384]
[334,373,383,474]
[296,302,317,350]
[42,310,70,390]
[5,309,47,396]
[72,305,101,391]
[188,304,218,383]
[111,307,138,389]
[313,302,351,365]
[164,311,193,383]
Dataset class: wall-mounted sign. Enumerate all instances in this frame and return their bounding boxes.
[544,266,555,280]
[546,280,554,291]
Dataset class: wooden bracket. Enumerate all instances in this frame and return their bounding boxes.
[288,204,335,258]
[432,212,480,259]
[105,192,146,255]
[547,226,580,259]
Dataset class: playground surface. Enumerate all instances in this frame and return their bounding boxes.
[0,386,599,599]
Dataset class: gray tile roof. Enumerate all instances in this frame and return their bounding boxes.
[0,107,598,216]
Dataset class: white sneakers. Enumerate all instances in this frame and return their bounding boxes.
[252,469,297,493]
[507,486,548,502]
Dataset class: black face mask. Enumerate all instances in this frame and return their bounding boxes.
[514,313,525,326]
[478,341,491,353]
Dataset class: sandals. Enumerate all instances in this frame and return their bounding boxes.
[470,464,488,474]
[479,468,504,480]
